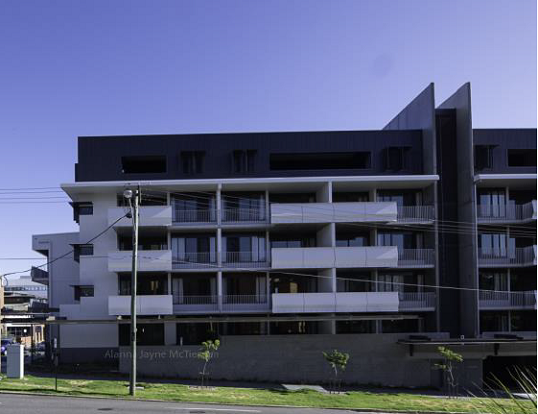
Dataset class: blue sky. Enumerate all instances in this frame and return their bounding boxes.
[0,0,536,278]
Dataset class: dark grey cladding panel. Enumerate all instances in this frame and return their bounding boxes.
[75,130,424,182]
[384,83,436,175]
[473,128,537,173]
[437,83,479,338]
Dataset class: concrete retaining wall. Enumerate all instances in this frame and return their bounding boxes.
[118,333,456,388]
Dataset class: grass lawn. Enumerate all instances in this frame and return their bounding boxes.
[0,374,533,412]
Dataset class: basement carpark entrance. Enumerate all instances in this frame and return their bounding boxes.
[483,355,536,389]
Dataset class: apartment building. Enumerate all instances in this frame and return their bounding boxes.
[32,83,536,388]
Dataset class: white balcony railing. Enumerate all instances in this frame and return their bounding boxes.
[221,208,268,224]
[479,291,537,310]
[222,294,270,311]
[478,246,537,267]
[272,292,399,313]
[108,295,173,316]
[397,249,435,268]
[172,252,217,269]
[172,208,217,224]
[173,295,270,313]
[271,246,398,269]
[108,206,172,227]
[398,292,436,311]
[108,250,172,272]
[222,251,270,268]
[397,206,435,223]
[477,201,537,223]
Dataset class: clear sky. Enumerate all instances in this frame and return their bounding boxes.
[0,0,536,278]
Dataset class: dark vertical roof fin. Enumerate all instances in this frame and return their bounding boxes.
[383,83,436,175]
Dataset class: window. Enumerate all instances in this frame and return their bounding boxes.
[118,274,168,295]
[332,192,369,202]
[73,244,93,262]
[478,189,507,218]
[74,285,94,301]
[171,235,217,264]
[232,150,257,174]
[181,151,205,174]
[119,323,164,346]
[270,152,371,170]
[377,190,420,206]
[271,236,316,248]
[479,233,511,257]
[385,146,410,171]
[177,323,218,345]
[336,233,369,247]
[377,232,417,249]
[479,271,508,291]
[118,235,167,251]
[223,234,266,263]
[474,145,495,171]
[121,156,167,174]
[72,202,93,223]
[508,149,537,167]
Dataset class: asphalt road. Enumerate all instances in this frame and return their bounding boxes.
[0,393,374,414]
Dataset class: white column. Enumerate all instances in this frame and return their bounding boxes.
[217,271,223,311]
[217,184,222,225]
[217,228,222,267]
[164,322,176,346]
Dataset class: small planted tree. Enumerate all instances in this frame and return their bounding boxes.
[435,346,463,398]
[198,339,220,388]
[322,349,349,393]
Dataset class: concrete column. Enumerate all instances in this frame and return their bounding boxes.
[265,190,270,222]
[316,182,331,203]
[217,271,223,311]
[266,272,270,304]
[217,184,222,225]
[266,230,270,265]
[167,273,172,296]
[217,228,222,266]
[370,188,377,202]
[164,322,176,346]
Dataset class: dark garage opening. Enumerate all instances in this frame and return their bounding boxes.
[483,356,537,390]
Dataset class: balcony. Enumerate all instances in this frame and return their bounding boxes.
[397,206,435,223]
[477,201,537,224]
[398,292,436,311]
[108,250,172,272]
[108,206,172,227]
[478,246,537,268]
[479,291,536,310]
[397,249,435,268]
[271,246,398,269]
[173,295,270,313]
[271,292,399,313]
[172,209,217,225]
[30,267,48,285]
[222,252,270,269]
[172,252,217,269]
[173,295,219,312]
[221,208,268,224]
[270,202,397,224]
[108,295,173,316]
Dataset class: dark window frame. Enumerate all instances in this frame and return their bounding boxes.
[181,151,205,175]
[507,149,537,167]
[121,155,167,174]
[270,152,372,171]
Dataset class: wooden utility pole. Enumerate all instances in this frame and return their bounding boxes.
[125,186,140,396]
